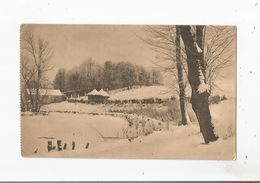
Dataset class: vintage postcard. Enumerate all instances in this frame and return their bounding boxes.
[20,24,236,159]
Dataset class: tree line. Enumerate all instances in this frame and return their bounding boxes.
[53,58,162,93]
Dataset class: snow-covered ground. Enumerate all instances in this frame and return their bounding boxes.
[211,98,236,140]
[21,116,235,159]
[78,127,235,160]
[21,82,236,159]
[63,80,234,103]
[212,79,236,98]
[109,85,174,100]
[21,98,235,159]
[108,80,235,100]
[21,113,129,156]
[40,101,102,113]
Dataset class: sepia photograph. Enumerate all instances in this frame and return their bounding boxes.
[20,24,236,159]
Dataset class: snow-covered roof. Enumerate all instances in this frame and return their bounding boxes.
[26,89,63,96]
[87,89,109,97]
[99,89,109,97]
[87,89,100,96]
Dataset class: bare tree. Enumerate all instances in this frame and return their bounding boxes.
[179,25,218,144]
[203,26,235,92]
[142,25,234,125]
[142,25,190,125]
[20,30,53,112]
[20,55,37,111]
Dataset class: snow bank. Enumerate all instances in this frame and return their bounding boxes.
[210,98,236,140]
[52,125,234,160]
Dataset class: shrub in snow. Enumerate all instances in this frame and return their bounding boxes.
[209,94,228,105]
[121,114,165,138]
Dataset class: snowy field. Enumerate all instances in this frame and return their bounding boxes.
[109,85,174,100]
[21,81,235,159]
[108,80,235,100]
[21,113,129,156]
[21,97,235,159]
[40,101,103,113]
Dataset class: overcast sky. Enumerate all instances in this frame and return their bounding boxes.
[22,24,158,81]
[21,24,236,82]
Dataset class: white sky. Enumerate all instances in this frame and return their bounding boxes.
[21,24,157,81]
[21,24,236,82]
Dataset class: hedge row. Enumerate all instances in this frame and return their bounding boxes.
[67,96,176,105]
[67,94,227,105]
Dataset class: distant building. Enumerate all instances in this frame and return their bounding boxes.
[87,89,109,103]
[26,89,66,104]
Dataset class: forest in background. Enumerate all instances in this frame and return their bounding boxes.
[53,58,163,93]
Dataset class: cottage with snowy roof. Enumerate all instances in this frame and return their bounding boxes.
[26,88,66,104]
[87,89,109,103]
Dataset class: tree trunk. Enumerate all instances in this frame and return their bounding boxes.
[175,26,188,125]
[179,25,218,144]
[35,88,39,112]
[27,87,34,112]
[35,69,42,112]
[196,25,206,81]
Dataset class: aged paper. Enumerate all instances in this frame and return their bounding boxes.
[20,24,236,159]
